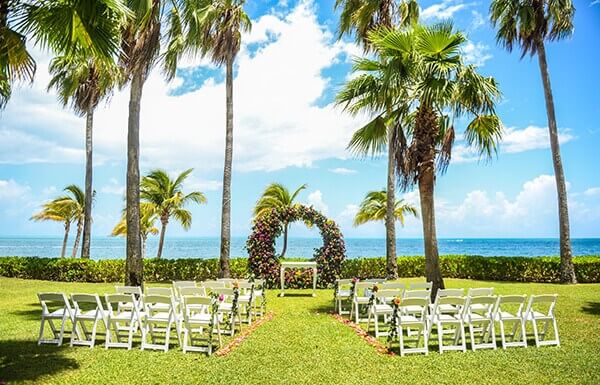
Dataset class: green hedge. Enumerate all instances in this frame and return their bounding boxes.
[1,255,599,286]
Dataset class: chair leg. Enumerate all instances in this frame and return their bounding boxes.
[531,319,540,347]
[553,317,560,346]
[38,316,46,345]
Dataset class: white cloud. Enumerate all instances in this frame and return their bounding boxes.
[462,41,493,67]
[183,176,222,192]
[0,179,30,199]
[421,0,470,21]
[584,187,600,196]
[329,167,357,175]
[307,190,328,214]
[591,1,600,7]
[0,0,362,173]
[469,10,486,30]
[502,125,575,153]
[100,178,125,195]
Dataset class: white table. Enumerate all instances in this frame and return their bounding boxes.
[279,261,318,297]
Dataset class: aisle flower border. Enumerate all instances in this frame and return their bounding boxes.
[215,311,275,357]
[246,204,346,288]
[331,313,395,356]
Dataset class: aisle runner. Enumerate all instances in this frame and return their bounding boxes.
[331,313,395,356]
[215,312,275,357]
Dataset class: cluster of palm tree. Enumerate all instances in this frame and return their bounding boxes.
[7,0,251,285]
[335,0,577,294]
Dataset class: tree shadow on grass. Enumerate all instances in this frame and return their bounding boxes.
[10,302,42,321]
[581,302,600,316]
[0,340,79,382]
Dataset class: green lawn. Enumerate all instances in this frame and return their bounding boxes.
[1,277,599,385]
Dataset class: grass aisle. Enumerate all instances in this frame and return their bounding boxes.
[1,277,599,384]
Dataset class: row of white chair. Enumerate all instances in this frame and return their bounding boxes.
[37,279,267,355]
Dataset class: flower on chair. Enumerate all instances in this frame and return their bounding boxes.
[351,277,359,284]
[393,297,402,306]
[232,280,240,289]
[372,284,379,293]
[218,294,225,302]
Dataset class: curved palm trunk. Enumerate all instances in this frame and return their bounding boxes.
[157,216,168,259]
[61,221,70,258]
[281,223,289,258]
[535,39,576,284]
[71,219,83,258]
[81,110,94,259]
[386,128,398,279]
[125,71,144,286]
[219,54,234,278]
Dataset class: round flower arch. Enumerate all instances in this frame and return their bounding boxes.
[246,204,346,288]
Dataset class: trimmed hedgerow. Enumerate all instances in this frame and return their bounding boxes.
[0,255,599,285]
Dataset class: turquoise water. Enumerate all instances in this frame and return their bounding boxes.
[0,237,599,259]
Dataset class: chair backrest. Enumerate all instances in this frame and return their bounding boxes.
[179,286,206,297]
[409,282,433,291]
[437,296,466,306]
[202,281,226,290]
[437,288,464,298]
[353,282,373,297]
[38,292,71,314]
[468,287,494,297]
[365,278,386,284]
[381,282,405,290]
[217,278,236,283]
[494,295,527,316]
[143,294,173,306]
[182,296,213,323]
[403,290,430,299]
[336,279,352,285]
[183,295,212,307]
[465,295,496,316]
[71,293,103,313]
[431,296,465,315]
[105,293,136,315]
[375,289,403,302]
[115,286,142,297]
[146,287,173,297]
[253,279,265,289]
[173,280,196,286]
[526,294,558,317]
[399,297,429,311]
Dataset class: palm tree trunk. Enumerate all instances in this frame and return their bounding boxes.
[281,222,289,258]
[157,216,168,259]
[61,221,70,258]
[71,219,83,258]
[535,39,576,284]
[385,127,397,279]
[125,71,144,286]
[219,53,234,278]
[81,110,94,259]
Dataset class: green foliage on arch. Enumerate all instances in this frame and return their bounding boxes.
[246,204,346,288]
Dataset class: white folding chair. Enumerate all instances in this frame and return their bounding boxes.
[181,295,222,355]
[464,295,497,351]
[429,296,467,353]
[430,288,464,314]
[396,298,429,356]
[140,294,176,352]
[401,290,431,331]
[115,286,143,313]
[70,293,106,348]
[202,281,227,294]
[408,282,433,291]
[104,293,139,350]
[366,289,403,338]
[524,294,560,347]
[251,279,267,317]
[237,282,255,324]
[37,293,75,346]
[212,287,243,336]
[350,282,374,323]
[334,279,353,315]
[146,287,174,296]
[493,295,528,349]
[467,288,494,313]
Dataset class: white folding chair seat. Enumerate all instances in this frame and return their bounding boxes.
[70,294,107,348]
[105,293,139,350]
[140,294,176,352]
[37,293,76,346]
[467,288,495,312]
[366,289,403,338]
[524,294,560,347]
[429,289,464,314]
[396,298,429,356]
[493,295,527,349]
[429,296,467,353]
[334,279,353,315]
[350,282,375,323]
[464,295,497,351]
[181,295,222,355]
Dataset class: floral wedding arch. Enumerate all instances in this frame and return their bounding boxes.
[246,204,346,288]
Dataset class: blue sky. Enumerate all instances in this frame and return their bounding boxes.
[0,0,599,240]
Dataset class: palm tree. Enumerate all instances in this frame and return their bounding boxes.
[47,56,121,259]
[354,190,418,228]
[254,183,307,258]
[335,0,418,279]
[178,0,251,278]
[140,169,207,259]
[31,202,75,258]
[1,0,128,109]
[365,24,503,296]
[490,0,576,284]
[112,202,159,259]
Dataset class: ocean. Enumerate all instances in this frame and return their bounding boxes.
[0,237,599,259]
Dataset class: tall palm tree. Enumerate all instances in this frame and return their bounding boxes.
[335,0,418,279]
[31,201,75,258]
[254,183,307,258]
[336,56,411,279]
[178,0,251,278]
[1,0,128,109]
[365,24,503,296]
[112,202,159,259]
[140,168,207,258]
[354,190,418,227]
[47,56,121,259]
[490,0,576,284]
